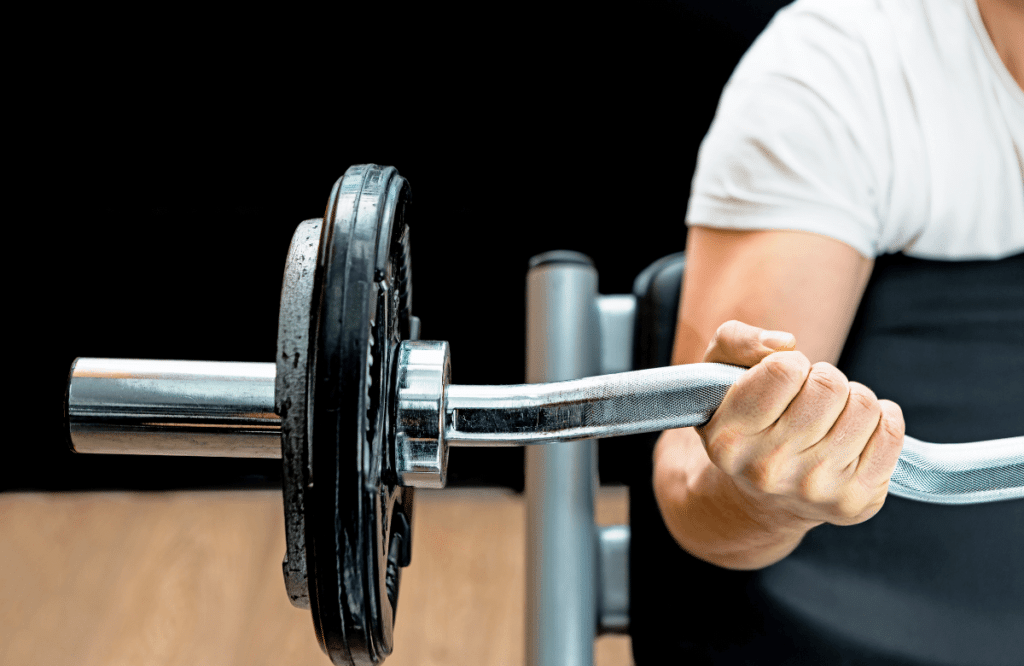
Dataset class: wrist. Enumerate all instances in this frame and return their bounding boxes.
[719,469,823,546]
[654,428,819,570]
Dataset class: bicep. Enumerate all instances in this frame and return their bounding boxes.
[672,226,874,367]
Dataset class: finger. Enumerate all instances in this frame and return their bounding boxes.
[770,362,851,452]
[703,350,811,438]
[813,382,882,472]
[851,399,905,490]
[703,320,797,367]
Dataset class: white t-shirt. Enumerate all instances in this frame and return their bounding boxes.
[687,0,1024,261]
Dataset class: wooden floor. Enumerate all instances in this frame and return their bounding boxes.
[0,488,632,666]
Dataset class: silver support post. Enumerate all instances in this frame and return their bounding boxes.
[525,252,600,666]
[595,295,634,637]
[596,295,636,376]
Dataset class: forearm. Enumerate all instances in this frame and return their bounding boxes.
[652,228,886,569]
[654,427,820,570]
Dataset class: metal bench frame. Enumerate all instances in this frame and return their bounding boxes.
[525,252,639,666]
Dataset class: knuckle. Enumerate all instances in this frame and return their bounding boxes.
[847,382,880,414]
[845,489,887,524]
[854,440,902,489]
[835,477,891,524]
[704,426,742,475]
[707,320,755,360]
[878,402,906,441]
[797,463,837,506]
[719,319,746,340]
[833,493,869,523]
[741,450,785,494]
[839,456,860,481]
[761,351,811,388]
[806,363,849,399]
[709,320,738,347]
[742,459,778,493]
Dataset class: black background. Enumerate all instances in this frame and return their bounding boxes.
[11,1,787,491]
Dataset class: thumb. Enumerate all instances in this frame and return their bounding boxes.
[702,320,797,367]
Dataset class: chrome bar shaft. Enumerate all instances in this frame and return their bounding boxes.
[67,357,747,458]
[444,363,746,447]
[67,358,281,458]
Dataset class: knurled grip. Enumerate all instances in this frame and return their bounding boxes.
[444,361,747,446]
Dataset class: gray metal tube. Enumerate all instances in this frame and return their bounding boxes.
[67,358,281,458]
[525,254,600,666]
[597,524,630,634]
[596,295,636,375]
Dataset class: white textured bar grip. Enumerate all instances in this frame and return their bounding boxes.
[890,435,1024,505]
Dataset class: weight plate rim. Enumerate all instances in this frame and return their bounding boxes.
[307,164,412,665]
[276,217,323,611]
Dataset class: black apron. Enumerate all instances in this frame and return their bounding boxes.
[630,251,1024,666]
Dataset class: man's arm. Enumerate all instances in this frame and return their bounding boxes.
[672,227,873,367]
[653,225,905,570]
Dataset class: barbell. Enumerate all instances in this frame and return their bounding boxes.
[63,164,744,665]
[63,164,1024,664]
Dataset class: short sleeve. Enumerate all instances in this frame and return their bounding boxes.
[686,2,892,259]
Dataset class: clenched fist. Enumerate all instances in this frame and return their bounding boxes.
[654,320,905,569]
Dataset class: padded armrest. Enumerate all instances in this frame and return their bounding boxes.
[632,252,686,372]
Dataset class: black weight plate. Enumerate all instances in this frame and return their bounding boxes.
[307,165,414,664]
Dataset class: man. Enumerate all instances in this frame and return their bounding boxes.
[641,0,1024,663]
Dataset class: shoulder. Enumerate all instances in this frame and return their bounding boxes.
[690,0,1024,260]
[726,0,903,112]
[722,0,938,142]
[688,0,902,259]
